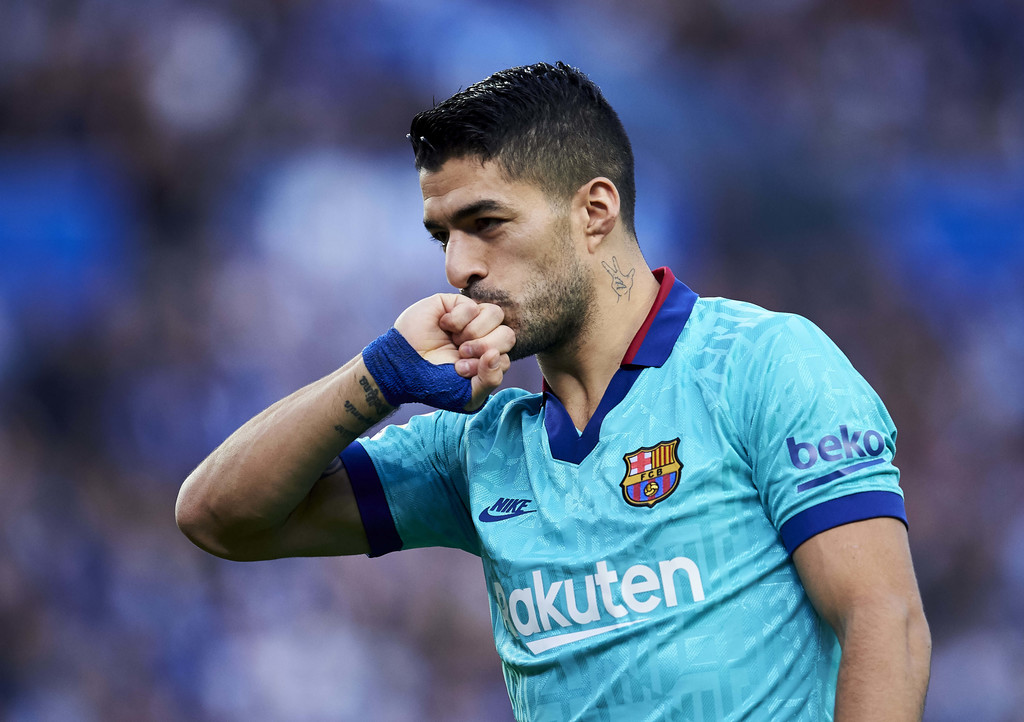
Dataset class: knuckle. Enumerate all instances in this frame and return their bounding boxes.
[481,302,503,319]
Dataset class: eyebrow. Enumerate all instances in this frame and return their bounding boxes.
[423,199,508,232]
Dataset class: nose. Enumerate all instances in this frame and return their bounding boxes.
[444,232,487,291]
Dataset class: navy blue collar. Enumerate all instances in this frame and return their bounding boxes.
[543,268,698,464]
[620,267,697,368]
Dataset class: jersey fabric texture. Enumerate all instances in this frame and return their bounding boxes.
[340,268,906,721]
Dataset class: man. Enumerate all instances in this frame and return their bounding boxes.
[176,62,931,720]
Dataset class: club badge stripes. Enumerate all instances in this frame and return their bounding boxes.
[651,443,673,468]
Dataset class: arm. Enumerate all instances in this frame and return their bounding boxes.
[175,294,514,561]
[792,517,932,721]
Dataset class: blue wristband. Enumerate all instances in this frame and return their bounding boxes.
[362,328,474,412]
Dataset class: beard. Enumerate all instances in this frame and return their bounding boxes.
[464,240,595,362]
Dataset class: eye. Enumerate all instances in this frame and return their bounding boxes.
[476,217,505,234]
[428,231,449,251]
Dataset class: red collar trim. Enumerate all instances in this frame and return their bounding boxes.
[621,267,675,365]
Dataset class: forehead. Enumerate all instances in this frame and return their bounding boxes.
[420,157,546,224]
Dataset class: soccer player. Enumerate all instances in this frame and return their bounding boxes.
[176,62,931,720]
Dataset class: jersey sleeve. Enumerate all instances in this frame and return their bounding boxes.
[736,313,906,553]
[340,409,479,557]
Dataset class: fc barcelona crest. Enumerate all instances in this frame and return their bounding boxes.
[620,439,682,508]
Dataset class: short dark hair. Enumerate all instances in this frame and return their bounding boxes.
[409,62,636,236]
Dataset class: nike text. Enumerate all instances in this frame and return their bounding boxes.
[479,498,536,522]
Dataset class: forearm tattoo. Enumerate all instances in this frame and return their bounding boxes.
[358,374,390,416]
[343,400,372,425]
[335,374,391,437]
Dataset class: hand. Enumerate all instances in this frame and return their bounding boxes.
[394,294,515,410]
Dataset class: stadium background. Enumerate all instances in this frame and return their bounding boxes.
[1,1,1023,720]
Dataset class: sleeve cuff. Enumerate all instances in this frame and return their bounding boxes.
[340,442,403,557]
[779,490,908,554]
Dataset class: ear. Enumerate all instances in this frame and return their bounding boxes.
[574,177,620,250]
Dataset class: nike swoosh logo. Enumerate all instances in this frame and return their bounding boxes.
[478,508,537,523]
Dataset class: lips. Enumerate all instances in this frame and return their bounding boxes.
[464,286,514,314]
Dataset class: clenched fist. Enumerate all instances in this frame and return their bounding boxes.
[390,294,516,411]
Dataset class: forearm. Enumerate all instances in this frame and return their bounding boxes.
[833,600,932,721]
[175,355,392,553]
[176,294,514,560]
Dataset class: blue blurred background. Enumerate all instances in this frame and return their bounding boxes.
[1,1,1023,720]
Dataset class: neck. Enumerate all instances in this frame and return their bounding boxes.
[538,255,660,429]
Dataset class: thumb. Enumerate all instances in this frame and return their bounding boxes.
[465,349,508,411]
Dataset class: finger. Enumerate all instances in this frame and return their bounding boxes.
[476,348,507,386]
[438,295,481,335]
[465,350,511,411]
[450,302,505,346]
[395,294,467,360]
[455,351,507,380]
[601,260,613,274]
[458,324,516,359]
[455,357,478,378]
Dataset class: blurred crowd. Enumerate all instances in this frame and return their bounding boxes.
[2,0,1023,720]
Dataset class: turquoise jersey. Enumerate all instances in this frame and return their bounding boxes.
[341,269,906,721]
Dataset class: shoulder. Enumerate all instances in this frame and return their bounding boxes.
[681,296,838,374]
[678,298,875,428]
[688,296,824,345]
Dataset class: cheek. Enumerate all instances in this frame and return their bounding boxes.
[520,237,568,275]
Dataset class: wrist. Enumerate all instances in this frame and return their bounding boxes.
[362,328,474,412]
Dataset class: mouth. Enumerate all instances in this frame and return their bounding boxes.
[463,284,512,308]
